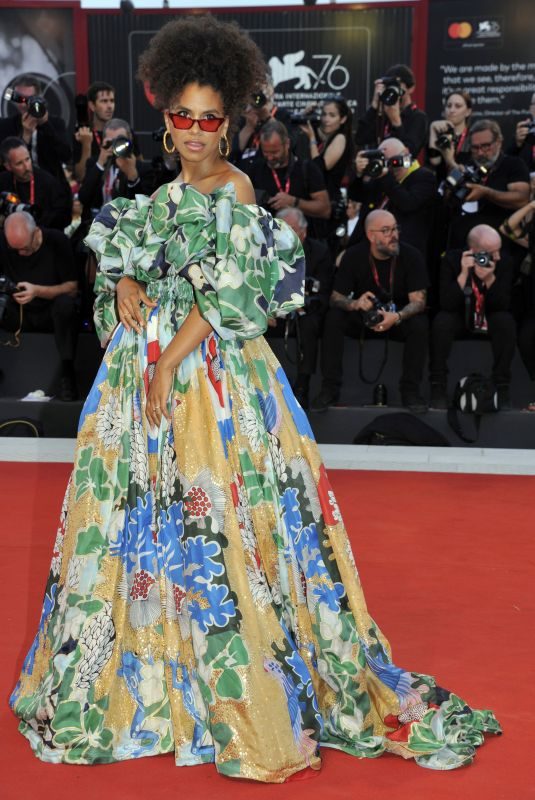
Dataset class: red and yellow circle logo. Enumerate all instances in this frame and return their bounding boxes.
[448,22,473,39]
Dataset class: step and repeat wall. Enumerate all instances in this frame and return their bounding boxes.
[426,0,535,142]
[87,6,412,159]
[0,1,533,153]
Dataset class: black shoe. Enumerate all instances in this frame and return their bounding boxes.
[429,383,448,410]
[496,384,512,411]
[58,375,78,402]
[310,389,339,413]
[401,391,428,414]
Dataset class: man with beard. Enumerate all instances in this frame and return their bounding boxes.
[447,119,530,248]
[311,209,429,413]
[0,138,71,230]
[73,82,116,182]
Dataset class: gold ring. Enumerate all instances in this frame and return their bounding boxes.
[153,406,160,410]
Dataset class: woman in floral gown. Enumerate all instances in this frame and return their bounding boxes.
[10,17,500,782]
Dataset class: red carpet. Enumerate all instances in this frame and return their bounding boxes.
[1,462,533,800]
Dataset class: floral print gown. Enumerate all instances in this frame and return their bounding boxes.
[10,182,500,782]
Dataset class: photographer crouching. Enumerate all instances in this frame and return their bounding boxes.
[429,224,515,409]
[311,209,429,414]
[0,211,79,400]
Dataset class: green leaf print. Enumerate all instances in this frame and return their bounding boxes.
[76,525,106,555]
[216,669,243,700]
[75,447,112,501]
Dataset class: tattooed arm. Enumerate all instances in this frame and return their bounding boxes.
[398,289,427,321]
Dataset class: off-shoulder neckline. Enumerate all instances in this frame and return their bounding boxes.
[160,180,261,210]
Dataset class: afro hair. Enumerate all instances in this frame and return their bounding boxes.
[138,15,267,125]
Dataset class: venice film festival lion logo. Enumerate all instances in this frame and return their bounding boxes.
[269,50,350,91]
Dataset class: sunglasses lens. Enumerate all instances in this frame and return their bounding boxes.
[198,118,223,132]
[169,113,192,130]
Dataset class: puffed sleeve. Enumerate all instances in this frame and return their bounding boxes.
[85,195,160,346]
[178,192,305,340]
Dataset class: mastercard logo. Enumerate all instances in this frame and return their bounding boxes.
[448,22,473,39]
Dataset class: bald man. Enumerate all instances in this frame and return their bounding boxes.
[0,211,79,400]
[430,223,515,409]
[311,209,429,413]
[347,137,437,256]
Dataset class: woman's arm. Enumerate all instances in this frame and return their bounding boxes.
[147,304,213,427]
[499,199,535,248]
[321,133,347,172]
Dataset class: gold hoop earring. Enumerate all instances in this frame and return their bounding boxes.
[163,130,176,154]
[218,133,230,158]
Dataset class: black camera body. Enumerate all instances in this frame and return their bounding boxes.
[387,154,412,169]
[4,87,47,119]
[0,274,19,295]
[74,93,90,130]
[0,191,35,219]
[251,91,267,109]
[379,77,405,107]
[436,125,455,150]
[446,164,488,203]
[472,251,492,267]
[360,149,386,178]
[290,112,319,125]
[362,296,392,328]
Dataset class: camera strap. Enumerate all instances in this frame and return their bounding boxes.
[358,327,389,384]
[454,127,468,155]
[470,275,488,331]
[369,252,396,298]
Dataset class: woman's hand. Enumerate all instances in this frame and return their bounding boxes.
[117,276,157,333]
[145,361,174,429]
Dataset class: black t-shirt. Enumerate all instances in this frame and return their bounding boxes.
[335,239,428,309]
[0,227,77,311]
[0,167,71,230]
[448,153,530,247]
[246,155,326,205]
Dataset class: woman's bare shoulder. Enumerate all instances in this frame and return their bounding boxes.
[223,164,256,204]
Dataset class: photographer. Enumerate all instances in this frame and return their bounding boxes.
[78,118,154,222]
[0,138,71,230]
[0,211,78,400]
[311,209,429,414]
[427,91,473,180]
[429,224,515,409]
[275,207,334,408]
[73,82,116,183]
[506,92,535,173]
[246,119,330,230]
[446,119,530,249]
[347,137,437,255]
[230,80,309,167]
[355,64,428,158]
[0,74,71,185]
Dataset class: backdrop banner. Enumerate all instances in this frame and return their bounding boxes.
[87,7,413,158]
[426,0,535,142]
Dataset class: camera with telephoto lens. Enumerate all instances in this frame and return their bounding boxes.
[290,111,319,125]
[0,191,36,219]
[472,251,492,267]
[379,77,405,107]
[3,87,47,119]
[445,164,488,203]
[360,149,386,178]
[436,124,455,150]
[103,136,134,159]
[362,296,393,329]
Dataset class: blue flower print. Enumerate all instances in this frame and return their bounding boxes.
[188,583,237,634]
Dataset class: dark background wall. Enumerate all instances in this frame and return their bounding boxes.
[0,1,534,154]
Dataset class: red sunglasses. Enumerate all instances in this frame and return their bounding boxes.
[167,112,225,133]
